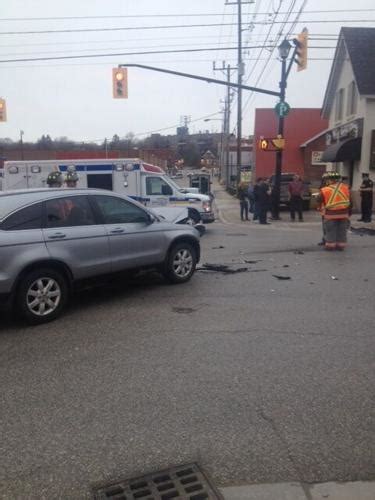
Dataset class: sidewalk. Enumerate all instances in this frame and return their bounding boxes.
[220,480,375,499]
[213,180,375,231]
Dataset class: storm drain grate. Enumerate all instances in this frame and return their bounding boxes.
[92,463,223,500]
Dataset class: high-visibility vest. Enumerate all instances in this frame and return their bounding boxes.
[320,182,351,219]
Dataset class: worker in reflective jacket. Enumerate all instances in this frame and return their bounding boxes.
[317,172,351,251]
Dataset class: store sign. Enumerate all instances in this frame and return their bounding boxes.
[325,118,363,146]
[311,151,326,164]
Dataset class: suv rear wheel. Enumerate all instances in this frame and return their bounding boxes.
[164,242,197,284]
[16,268,68,324]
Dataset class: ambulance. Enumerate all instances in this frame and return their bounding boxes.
[2,158,215,224]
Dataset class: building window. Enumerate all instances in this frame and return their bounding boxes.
[335,88,344,122]
[347,81,357,116]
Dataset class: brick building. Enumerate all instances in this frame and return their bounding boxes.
[253,108,328,183]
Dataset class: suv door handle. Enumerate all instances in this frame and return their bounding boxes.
[48,232,66,239]
[110,227,125,234]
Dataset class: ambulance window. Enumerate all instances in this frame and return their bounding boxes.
[146,177,172,196]
[1,203,43,231]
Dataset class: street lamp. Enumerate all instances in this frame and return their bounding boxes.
[278,39,292,60]
[272,39,292,220]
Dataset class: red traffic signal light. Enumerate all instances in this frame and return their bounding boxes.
[0,98,7,122]
[112,68,128,99]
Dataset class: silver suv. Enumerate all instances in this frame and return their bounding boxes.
[0,189,200,324]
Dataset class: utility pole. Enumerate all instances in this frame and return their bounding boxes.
[236,0,243,185]
[225,0,254,186]
[213,61,233,187]
[20,130,24,160]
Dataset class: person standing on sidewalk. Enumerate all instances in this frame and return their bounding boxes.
[237,181,249,221]
[288,174,304,222]
[247,181,255,214]
[252,178,261,221]
[358,172,373,223]
[258,178,271,225]
[317,172,351,250]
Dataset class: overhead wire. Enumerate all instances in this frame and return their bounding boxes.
[1,18,375,36]
[1,8,375,22]
[235,0,287,129]
[229,0,275,134]
[241,0,307,118]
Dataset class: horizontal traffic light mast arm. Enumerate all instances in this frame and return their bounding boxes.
[118,63,281,97]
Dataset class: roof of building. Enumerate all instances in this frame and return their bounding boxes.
[299,127,330,148]
[343,27,375,95]
[322,27,375,118]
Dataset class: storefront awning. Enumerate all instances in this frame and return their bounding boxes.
[321,137,362,163]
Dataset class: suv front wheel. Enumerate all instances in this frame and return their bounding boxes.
[164,242,197,284]
[16,268,68,325]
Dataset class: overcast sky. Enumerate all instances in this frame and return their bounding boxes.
[1,0,375,143]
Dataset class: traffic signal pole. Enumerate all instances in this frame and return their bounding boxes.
[272,42,300,219]
[273,56,287,220]
[118,64,280,97]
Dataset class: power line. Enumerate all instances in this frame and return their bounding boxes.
[1,9,375,22]
[0,44,279,64]
[1,19,375,36]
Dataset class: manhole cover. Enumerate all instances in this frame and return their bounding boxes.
[92,463,223,500]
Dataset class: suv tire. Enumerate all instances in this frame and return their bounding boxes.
[164,242,197,284]
[16,268,68,325]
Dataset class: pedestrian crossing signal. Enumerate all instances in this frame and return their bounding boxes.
[112,68,128,99]
[258,136,285,151]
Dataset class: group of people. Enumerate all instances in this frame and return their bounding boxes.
[237,174,305,225]
[237,171,373,251]
[237,178,269,224]
[46,168,79,188]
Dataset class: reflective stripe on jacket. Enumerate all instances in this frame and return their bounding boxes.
[320,182,351,220]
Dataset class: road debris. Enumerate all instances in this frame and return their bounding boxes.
[172,307,195,314]
[331,276,338,280]
[350,226,375,236]
[212,245,225,249]
[272,275,291,280]
[197,263,248,274]
[294,250,304,255]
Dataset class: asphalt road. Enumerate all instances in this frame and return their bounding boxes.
[1,220,374,499]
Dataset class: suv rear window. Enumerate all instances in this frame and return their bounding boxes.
[46,196,95,228]
[1,203,43,231]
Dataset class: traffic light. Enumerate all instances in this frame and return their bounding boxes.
[258,136,285,151]
[112,68,128,99]
[0,98,7,122]
[295,28,308,72]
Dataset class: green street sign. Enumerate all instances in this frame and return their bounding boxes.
[275,101,291,117]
